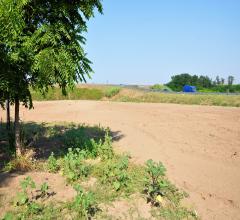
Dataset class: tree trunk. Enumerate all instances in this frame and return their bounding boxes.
[14,97,21,156]
[6,99,10,130]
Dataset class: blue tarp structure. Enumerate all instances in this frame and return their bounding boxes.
[183,85,197,92]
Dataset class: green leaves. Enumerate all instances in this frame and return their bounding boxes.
[15,176,36,206]
[144,159,168,206]
[0,0,103,112]
[47,152,59,173]
[100,155,131,191]
[69,184,98,218]
[16,191,29,206]
[20,176,36,191]
[40,182,49,197]
[146,159,166,179]
[62,148,91,182]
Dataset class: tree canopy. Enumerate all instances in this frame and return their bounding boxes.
[0,0,103,155]
[166,73,238,92]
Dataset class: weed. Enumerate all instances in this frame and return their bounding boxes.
[61,148,91,182]
[152,206,198,220]
[91,132,114,160]
[15,176,36,206]
[104,87,121,98]
[38,182,49,198]
[31,87,104,101]
[99,155,130,191]
[2,151,36,172]
[66,184,99,219]
[46,152,59,173]
[144,159,169,206]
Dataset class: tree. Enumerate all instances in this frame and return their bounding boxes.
[166,73,213,91]
[215,76,221,85]
[0,0,103,156]
[221,78,225,85]
[227,75,234,86]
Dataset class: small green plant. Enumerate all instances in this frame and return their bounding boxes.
[151,84,172,92]
[15,176,36,206]
[91,132,114,160]
[152,206,198,220]
[144,159,169,206]
[104,87,121,98]
[38,182,49,199]
[62,148,90,182]
[67,184,98,218]
[47,152,59,173]
[100,155,130,191]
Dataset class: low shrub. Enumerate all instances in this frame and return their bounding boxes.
[99,155,130,191]
[60,148,91,182]
[144,159,169,206]
[104,87,121,98]
[66,184,98,218]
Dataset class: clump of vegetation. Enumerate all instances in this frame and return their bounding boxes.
[104,87,121,98]
[63,127,113,160]
[60,148,91,182]
[91,132,114,160]
[1,122,198,219]
[144,159,169,206]
[3,152,37,172]
[114,91,240,107]
[46,152,59,173]
[166,73,240,93]
[152,206,198,220]
[99,155,131,191]
[66,184,98,219]
[15,176,36,206]
[151,84,172,92]
[31,87,104,101]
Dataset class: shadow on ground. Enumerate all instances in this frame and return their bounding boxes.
[0,121,124,185]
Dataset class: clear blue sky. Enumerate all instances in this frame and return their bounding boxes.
[84,0,240,85]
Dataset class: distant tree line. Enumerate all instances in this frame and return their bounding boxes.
[166,73,240,93]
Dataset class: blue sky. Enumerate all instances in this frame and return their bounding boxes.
[85,0,240,85]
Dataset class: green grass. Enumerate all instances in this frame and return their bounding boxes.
[150,84,173,92]
[31,86,121,101]
[31,87,104,101]
[104,87,121,98]
[1,122,198,220]
[114,91,240,107]
[30,85,240,107]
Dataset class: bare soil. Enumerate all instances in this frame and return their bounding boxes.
[1,100,240,219]
[0,171,76,216]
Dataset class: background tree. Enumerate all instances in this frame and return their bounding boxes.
[166,73,212,91]
[0,0,103,156]
[215,76,221,85]
[227,75,234,86]
[221,78,225,85]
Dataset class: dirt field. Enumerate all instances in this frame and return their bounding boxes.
[4,100,240,219]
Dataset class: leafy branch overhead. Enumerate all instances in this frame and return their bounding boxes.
[0,0,103,155]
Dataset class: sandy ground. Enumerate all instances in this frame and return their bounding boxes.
[1,100,240,219]
[0,171,76,216]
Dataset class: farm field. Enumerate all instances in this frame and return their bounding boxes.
[3,100,239,219]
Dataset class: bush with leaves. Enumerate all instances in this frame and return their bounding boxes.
[64,127,114,160]
[66,184,98,219]
[61,148,91,182]
[99,155,130,191]
[104,87,121,98]
[144,159,169,206]
[15,176,36,206]
[47,152,59,173]
[91,132,114,160]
